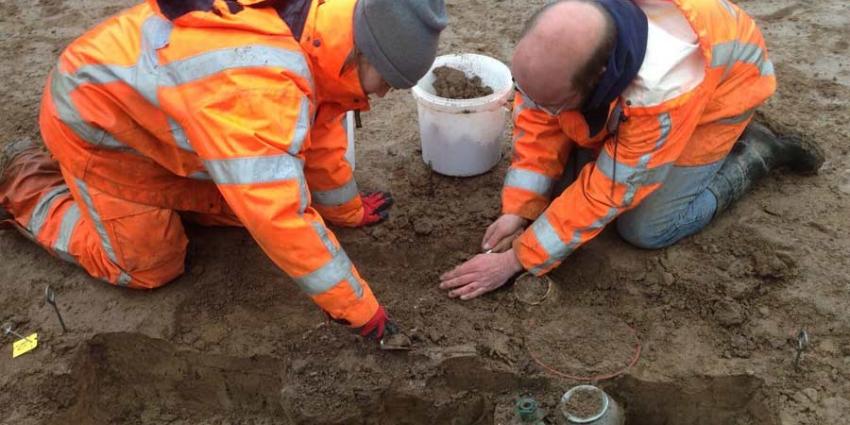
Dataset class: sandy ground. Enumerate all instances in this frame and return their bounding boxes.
[1,0,849,424]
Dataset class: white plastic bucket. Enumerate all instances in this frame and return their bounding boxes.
[411,53,513,177]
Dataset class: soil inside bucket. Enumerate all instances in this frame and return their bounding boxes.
[564,387,605,419]
[432,66,494,99]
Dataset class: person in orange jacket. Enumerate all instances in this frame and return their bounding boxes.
[440,0,823,300]
[0,0,447,343]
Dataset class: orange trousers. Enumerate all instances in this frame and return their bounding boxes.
[0,147,238,289]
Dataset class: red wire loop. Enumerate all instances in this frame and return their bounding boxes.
[527,324,642,382]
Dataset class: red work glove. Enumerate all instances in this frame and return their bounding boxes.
[355,305,392,341]
[358,191,394,227]
[326,306,401,344]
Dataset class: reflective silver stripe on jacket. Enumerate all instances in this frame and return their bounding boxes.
[311,180,359,206]
[52,203,80,265]
[50,14,313,156]
[27,185,71,237]
[504,168,554,196]
[75,179,132,286]
[204,154,305,185]
[711,40,775,80]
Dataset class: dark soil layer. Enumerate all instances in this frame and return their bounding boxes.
[50,333,286,424]
[432,65,494,99]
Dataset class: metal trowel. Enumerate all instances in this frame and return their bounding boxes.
[380,333,412,351]
[379,322,412,351]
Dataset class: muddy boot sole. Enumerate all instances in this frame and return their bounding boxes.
[0,208,11,229]
[0,138,41,182]
[779,133,826,175]
[0,138,43,227]
[744,122,826,175]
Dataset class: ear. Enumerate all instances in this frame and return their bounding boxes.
[339,47,359,77]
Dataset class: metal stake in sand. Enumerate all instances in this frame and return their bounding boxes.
[793,329,809,371]
[2,322,28,341]
[3,322,39,358]
[45,286,67,333]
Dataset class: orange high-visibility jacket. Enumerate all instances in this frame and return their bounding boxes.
[39,0,379,326]
[503,0,776,275]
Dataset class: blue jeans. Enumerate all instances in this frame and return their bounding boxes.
[560,149,722,249]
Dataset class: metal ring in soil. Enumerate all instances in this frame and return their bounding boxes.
[513,273,553,306]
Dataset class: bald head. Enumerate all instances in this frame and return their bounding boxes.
[513,0,614,110]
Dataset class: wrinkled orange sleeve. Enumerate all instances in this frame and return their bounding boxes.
[304,108,364,227]
[185,71,378,327]
[501,93,573,220]
[514,102,702,275]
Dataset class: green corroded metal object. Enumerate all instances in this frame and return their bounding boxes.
[515,397,544,423]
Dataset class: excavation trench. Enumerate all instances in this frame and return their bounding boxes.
[48,333,778,425]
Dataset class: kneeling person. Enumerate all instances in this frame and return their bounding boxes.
[440,0,822,299]
[0,0,447,342]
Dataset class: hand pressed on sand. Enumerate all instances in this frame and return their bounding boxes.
[439,250,524,300]
[482,214,528,253]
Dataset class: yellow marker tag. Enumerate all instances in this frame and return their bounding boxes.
[12,333,38,358]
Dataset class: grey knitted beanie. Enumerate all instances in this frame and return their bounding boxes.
[354,0,448,89]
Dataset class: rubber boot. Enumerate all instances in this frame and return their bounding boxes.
[708,122,825,215]
[0,138,42,180]
[0,201,9,223]
[0,138,44,224]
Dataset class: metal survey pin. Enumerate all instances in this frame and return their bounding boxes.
[2,322,27,341]
[794,329,809,370]
[45,286,67,333]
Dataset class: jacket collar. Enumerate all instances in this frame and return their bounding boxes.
[146,0,290,35]
[299,0,370,112]
[580,0,647,137]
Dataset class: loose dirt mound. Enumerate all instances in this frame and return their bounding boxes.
[526,309,638,379]
[432,66,494,99]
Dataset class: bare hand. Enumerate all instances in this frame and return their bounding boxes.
[482,214,528,252]
[439,250,524,300]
